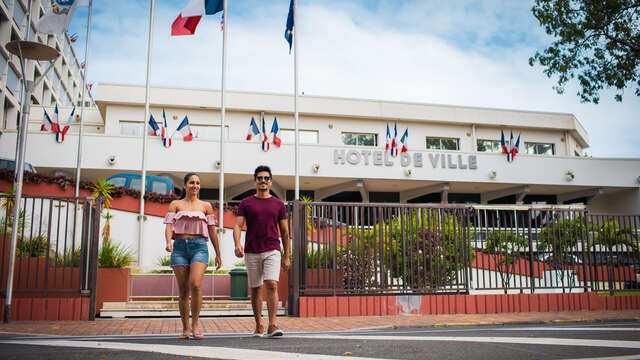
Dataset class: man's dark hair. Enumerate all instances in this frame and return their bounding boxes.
[253,165,272,179]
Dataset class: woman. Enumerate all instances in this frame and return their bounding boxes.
[165,173,222,339]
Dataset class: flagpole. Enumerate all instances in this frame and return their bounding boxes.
[219,0,228,234]
[74,0,92,197]
[293,0,300,200]
[138,0,155,266]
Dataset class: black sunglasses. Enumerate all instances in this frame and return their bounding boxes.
[256,176,271,182]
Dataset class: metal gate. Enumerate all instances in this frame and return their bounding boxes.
[0,195,102,320]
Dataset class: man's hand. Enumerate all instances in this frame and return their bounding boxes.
[234,244,244,258]
[281,256,290,271]
[214,255,222,270]
[165,241,173,253]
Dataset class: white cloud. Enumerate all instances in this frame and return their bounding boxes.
[72,0,639,157]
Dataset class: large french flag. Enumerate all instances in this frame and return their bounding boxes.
[270,117,281,147]
[400,128,409,153]
[50,105,62,141]
[148,114,160,136]
[246,116,260,140]
[172,0,223,36]
[176,116,194,141]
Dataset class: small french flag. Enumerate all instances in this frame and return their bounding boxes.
[59,106,75,143]
[500,130,509,155]
[385,123,391,151]
[390,122,399,157]
[270,116,281,147]
[176,116,193,141]
[162,109,171,148]
[148,114,160,136]
[51,105,62,142]
[510,133,521,161]
[400,128,408,153]
[261,115,269,152]
[246,116,260,140]
[41,109,52,132]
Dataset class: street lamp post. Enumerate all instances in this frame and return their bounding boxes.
[3,40,59,323]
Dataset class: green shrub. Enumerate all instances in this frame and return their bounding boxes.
[55,247,83,267]
[156,255,171,267]
[98,240,135,268]
[16,235,49,257]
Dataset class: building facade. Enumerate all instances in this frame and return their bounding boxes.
[0,0,94,134]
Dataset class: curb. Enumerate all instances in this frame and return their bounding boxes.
[389,317,640,329]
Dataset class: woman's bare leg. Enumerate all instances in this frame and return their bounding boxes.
[188,261,208,338]
[173,266,190,338]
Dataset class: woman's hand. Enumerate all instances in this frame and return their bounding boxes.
[214,255,222,270]
[165,241,173,253]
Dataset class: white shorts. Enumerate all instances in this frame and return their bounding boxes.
[245,250,281,288]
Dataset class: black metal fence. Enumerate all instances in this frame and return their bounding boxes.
[288,202,640,313]
[0,195,102,318]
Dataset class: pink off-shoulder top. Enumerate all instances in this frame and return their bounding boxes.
[164,211,218,239]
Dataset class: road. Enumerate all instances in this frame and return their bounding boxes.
[1,321,639,359]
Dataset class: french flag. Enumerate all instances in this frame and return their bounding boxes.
[270,116,281,147]
[385,123,391,151]
[58,107,75,143]
[400,128,408,153]
[390,122,398,157]
[261,115,269,152]
[172,0,223,36]
[50,105,61,141]
[246,116,259,140]
[510,132,520,161]
[176,116,193,141]
[500,130,509,155]
[148,114,160,136]
[162,109,171,148]
[41,109,52,132]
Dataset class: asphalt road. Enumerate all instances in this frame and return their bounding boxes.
[1,321,639,359]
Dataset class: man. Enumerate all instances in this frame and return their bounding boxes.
[233,165,291,337]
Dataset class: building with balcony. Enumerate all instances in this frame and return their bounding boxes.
[0,0,94,133]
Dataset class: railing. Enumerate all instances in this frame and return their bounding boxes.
[288,202,640,314]
[0,194,101,319]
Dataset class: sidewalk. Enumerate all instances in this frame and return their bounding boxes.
[0,310,638,337]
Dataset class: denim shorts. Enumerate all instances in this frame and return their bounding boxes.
[171,237,209,267]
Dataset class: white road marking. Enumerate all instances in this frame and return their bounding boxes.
[290,334,640,349]
[563,356,640,360]
[0,339,389,360]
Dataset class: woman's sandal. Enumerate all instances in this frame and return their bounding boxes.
[191,331,204,340]
[179,332,190,340]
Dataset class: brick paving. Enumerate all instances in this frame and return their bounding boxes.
[0,310,638,337]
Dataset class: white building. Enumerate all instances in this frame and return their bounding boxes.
[0,83,639,269]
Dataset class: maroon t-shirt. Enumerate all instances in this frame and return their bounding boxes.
[237,195,287,254]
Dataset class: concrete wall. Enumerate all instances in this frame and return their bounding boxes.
[588,188,640,214]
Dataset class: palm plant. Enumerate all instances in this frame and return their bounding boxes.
[90,178,115,210]
[102,211,114,246]
[98,240,135,268]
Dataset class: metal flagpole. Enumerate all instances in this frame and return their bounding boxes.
[219,0,228,234]
[138,0,155,265]
[293,0,300,200]
[74,0,92,197]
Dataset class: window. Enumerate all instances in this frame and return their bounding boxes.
[190,125,229,140]
[476,139,501,153]
[426,137,459,151]
[525,142,555,155]
[107,177,127,187]
[342,132,377,147]
[279,129,319,144]
[6,66,20,95]
[13,1,26,27]
[151,181,168,194]
[130,178,142,191]
[119,121,143,137]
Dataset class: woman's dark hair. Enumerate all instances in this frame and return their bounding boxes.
[180,172,199,199]
[253,165,272,179]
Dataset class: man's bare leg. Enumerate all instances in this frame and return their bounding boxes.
[251,286,264,335]
[265,280,280,334]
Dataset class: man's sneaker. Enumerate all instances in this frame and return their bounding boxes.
[266,327,283,337]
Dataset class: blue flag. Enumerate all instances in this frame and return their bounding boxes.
[284,0,294,53]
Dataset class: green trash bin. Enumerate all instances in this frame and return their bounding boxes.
[229,267,249,300]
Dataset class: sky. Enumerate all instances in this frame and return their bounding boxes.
[67,0,639,158]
